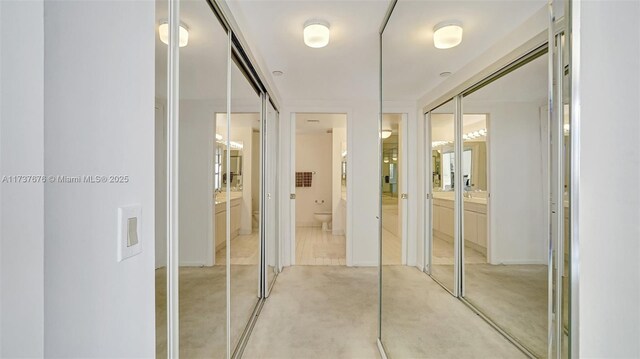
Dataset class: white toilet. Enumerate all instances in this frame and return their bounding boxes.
[314,212,332,231]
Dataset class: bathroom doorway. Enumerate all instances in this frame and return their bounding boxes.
[291,113,348,265]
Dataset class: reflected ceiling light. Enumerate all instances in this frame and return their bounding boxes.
[304,20,330,48]
[381,129,393,139]
[159,22,189,47]
[433,21,463,49]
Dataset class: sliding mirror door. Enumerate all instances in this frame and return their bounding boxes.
[461,50,549,357]
[428,99,457,294]
[227,58,262,353]
[155,0,229,356]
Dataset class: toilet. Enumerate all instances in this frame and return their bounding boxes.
[314,212,332,231]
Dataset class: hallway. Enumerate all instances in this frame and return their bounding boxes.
[243,266,524,358]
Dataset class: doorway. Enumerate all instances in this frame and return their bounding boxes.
[291,113,347,265]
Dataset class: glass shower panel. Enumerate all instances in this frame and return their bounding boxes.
[228,59,261,352]
[265,101,279,293]
[429,99,457,293]
[461,52,549,357]
[155,0,229,357]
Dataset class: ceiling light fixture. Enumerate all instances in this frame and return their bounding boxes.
[433,21,463,49]
[159,22,189,47]
[381,129,393,139]
[440,71,452,77]
[304,20,330,48]
[272,70,284,77]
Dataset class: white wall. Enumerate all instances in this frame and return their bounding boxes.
[577,1,640,356]
[465,101,548,265]
[295,133,332,227]
[43,1,155,356]
[177,100,216,266]
[0,0,45,356]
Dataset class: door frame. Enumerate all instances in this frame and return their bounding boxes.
[288,109,353,266]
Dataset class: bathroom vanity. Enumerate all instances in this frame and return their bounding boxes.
[432,191,488,256]
[214,191,243,253]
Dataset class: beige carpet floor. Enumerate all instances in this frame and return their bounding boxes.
[381,266,526,359]
[244,266,524,359]
[155,265,259,358]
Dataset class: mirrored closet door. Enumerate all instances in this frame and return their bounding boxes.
[378,0,573,358]
[157,0,280,357]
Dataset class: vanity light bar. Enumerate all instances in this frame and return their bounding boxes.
[432,128,487,148]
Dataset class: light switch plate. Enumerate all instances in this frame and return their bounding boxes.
[118,204,142,261]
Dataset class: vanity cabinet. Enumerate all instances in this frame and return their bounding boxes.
[214,197,242,253]
[432,195,487,255]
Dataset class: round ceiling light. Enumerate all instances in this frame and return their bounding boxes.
[381,129,393,139]
[304,20,330,48]
[440,71,452,77]
[159,22,189,47]
[433,21,463,49]
[272,70,284,77]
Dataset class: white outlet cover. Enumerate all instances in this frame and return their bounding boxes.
[118,204,142,261]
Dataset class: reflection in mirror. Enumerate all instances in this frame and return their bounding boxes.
[429,99,456,293]
[381,114,403,266]
[155,0,228,357]
[462,51,549,357]
[227,61,261,351]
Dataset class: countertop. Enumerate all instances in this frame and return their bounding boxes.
[215,191,243,205]
[432,191,488,205]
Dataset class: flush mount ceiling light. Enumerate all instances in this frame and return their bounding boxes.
[272,70,284,77]
[304,20,330,48]
[159,22,189,47]
[381,129,393,139]
[433,21,463,49]
[440,71,452,77]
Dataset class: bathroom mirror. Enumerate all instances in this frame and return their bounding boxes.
[214,144,244,192]
[223,147,243,190]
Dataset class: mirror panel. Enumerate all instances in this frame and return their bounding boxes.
[429,99,457,293]
[155,0,230,356]
[228,60,261,351]
[461,52,549,357]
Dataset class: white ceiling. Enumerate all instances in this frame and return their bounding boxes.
[382,0,546,101]
[228,0,546,103]
[156,0,547,106]
[156,0,260,102]
[227,0,389,102]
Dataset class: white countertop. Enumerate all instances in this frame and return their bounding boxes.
[215,191,243,205]
[432,191,488,205]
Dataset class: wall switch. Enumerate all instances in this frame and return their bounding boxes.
[118,204,142,261]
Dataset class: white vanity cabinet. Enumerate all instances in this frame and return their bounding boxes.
[214,196,242,253]
[432,194,488,255]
